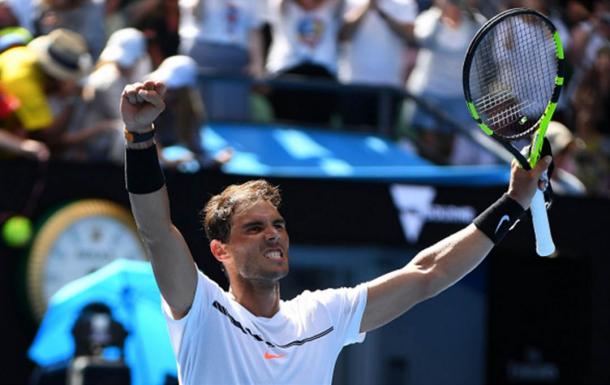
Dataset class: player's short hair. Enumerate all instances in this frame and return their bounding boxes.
[203,180,281,242]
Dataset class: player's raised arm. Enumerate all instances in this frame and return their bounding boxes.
[359,156,551,333]
[122,81,197,319]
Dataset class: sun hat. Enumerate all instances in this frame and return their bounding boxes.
[546,121,585,154]
[99,28,147,68]
[27,28,92,81]
[148,55,199,89]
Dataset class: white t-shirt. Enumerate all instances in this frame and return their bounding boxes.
[178,0,264,49]
[339,0,417,86]
[266,0,343,74]
[163,271,368,385]
[406,7,485,97]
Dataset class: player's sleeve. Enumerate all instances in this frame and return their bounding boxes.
[161,270,220,355]
[315,283,368,346]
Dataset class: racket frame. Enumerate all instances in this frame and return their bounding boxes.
[462,8,564,256]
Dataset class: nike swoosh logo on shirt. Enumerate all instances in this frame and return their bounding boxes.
[263,352,285,360]
[495,214,510,234]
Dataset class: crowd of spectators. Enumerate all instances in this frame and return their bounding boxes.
[0,0,609,197]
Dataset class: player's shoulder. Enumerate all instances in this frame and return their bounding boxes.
[194,269,228,299]
[287,287,357,308]
[280,289,331,322]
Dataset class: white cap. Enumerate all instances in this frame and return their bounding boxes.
[99,28,146,68]
[149,55,198,89]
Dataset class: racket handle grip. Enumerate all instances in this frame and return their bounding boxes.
[530,189,555,256]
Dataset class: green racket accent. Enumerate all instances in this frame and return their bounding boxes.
[553,31,564,59]
[466,102,494,135]
[530,30,563,169]
[478,123,493,136]
[466,101,479,119]
[529,101,557,167]
[555,76,564,86]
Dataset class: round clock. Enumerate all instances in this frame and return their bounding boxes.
[26,199,146,319]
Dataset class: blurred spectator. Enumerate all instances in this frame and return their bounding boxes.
[571,45,610,141]
[570,44,610,197]
[573,146,610,198]
[61,27,152,163]
[0,26,32,52]
[546,121,587,195]
[0,26,46,160]
[105,0,159,32]
[0,0,34,32]
[0,0,20,29]
[563,0,610,123]
[0,0,32,54]
[34,0,106,60]
[266,0,343,126]
[338,0,418,131]
[97,27,152,84]
[70,302,128,358]
[516,0,570,49]
[178,0,264,121]
[562,0,591,29]
[0,28,92,158]
[140,0,180,66]
[567,1,610,70]
[29,302,130,385]
[405,0,490,165]
[0,84,50,161]
[105,0,180,68]
[148,55,233,171]
[510,0,573,121]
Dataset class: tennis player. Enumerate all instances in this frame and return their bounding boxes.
[121,80,551,385]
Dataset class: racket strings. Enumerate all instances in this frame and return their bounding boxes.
[474,89,535,121]
[489,100,535,128]
[469,13,557,139]
[474,90,536,130]
[512,17,555,112]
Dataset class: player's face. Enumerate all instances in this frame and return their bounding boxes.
[224,200,290,283]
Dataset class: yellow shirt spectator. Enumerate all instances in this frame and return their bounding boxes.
[0,46,53,131]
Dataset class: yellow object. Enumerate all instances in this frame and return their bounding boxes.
[2,215,32,247]
[0,46,53,130]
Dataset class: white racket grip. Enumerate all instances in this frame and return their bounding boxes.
[530,189,555,256]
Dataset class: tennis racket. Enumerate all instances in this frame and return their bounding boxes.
[462,8,564,256]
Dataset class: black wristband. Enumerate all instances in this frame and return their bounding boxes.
[125,145,165,194]
[473,194,526,244]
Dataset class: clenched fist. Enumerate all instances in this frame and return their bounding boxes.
[121,81,167,132]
